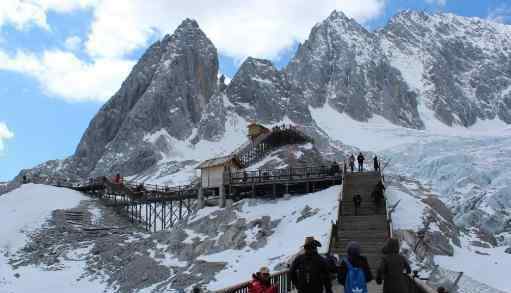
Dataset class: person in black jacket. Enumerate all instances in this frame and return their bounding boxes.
[290,237,333,293]
[373,156,380,172]
[357,153,365,172]
[353,194,362,216]
[376,238,411,293]
[338,241,373,286]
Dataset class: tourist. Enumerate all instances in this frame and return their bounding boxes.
[330,161,340,176]
[338,241,373,292]
[373,156,380,172]
[114,173,122,184]
[290,237,333,293]
[353,194,362,216]
[248,266,278,293]
[349,154,356,172]
[357,153,365,172]
[376,238,411,293]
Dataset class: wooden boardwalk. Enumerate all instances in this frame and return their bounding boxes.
[331,171,387,293]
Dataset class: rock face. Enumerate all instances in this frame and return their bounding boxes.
[380,11,511,126]
[286,11,424,129]
[74,19,219,177]
[10,11,511,186]
[226,57,312,125]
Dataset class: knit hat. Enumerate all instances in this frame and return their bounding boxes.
[259,266,270,274]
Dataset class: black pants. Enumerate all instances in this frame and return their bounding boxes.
[358,161,363,172]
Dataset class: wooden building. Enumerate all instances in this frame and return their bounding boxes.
[196,155,242,189]
[247,122,270,140]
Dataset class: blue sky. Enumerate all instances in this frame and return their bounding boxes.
[1,0,510,181]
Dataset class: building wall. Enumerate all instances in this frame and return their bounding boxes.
[201,165,224,188]
[201,163,240,188]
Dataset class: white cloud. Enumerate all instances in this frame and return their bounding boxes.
[0,0,97,30]
[0,1,386,103]
[85,0,386,60]
[0,49,134,102]
[425,0,447,5]
[64,35,82,51]
[0,122,14,154]
[488,5,511,24]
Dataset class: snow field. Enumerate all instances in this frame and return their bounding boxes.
[200,185,340,290]
[0,184,109,293]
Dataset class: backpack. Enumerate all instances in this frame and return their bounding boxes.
[297,255,315,286]
[324,254,338,273]
[343,258,367,293]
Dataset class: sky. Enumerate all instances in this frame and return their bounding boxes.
[0,0,510,181]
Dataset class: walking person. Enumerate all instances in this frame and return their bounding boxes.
[248,266,278,293]
[353,194,362,216]
[373,156,380,172]
[290,237,333,293]
[338,241,373,293]
[376,238,411,293]
[357,153,365,172]
[349,154,356,173]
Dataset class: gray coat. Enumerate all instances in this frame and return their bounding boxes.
[376,253,411,293]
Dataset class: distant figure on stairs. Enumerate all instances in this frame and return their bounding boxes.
[357,153,365,172]
[373,156,380,172]
[290,236,333,293]
[372,179,386,211]
[338,241,373,293]
[248,266,278,293]
[114,173,122,184]
[376,238,411,293]
[349,154,356,172]
[353,194,362,215]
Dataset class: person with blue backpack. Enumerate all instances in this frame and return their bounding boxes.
[338,241,373,293]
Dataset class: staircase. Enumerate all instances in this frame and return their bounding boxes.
[232,126,312,168]
[332,171,388,293]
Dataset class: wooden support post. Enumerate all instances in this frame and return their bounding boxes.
[153,202,157,232]
[252,184,256,198]
[198,188,205,209]
[219,185,226,208]
[145,203,149,231]
[162,201,166,230]
[273,184,276,198]
[148,202,152,231]
[179,199,183,219]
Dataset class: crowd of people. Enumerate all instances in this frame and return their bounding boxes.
[348,153,380,173]
[245,236,445,293]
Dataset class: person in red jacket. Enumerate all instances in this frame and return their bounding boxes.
[248,266,278,293]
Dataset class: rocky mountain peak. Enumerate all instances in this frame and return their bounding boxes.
[72,18,219,177]
[380,11,511,126]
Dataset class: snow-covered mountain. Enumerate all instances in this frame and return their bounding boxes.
[4,10,511,292]
[9,10,511,185]
[380,11,511,127]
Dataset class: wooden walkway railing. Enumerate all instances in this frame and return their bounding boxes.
[215,270,294,293]
[226,165,341,186]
